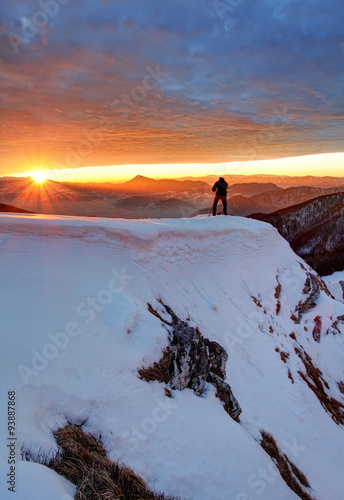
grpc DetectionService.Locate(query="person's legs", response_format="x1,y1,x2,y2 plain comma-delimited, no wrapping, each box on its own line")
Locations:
212,195,219,216
223,197,228,215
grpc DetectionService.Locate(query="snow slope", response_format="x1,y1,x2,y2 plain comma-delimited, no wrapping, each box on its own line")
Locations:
0,461,75,499
323,271,344,303
0,213,344,500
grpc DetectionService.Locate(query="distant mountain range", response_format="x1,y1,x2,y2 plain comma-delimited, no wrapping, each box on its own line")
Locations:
181,174,344,189
228,185,344,216
250,192,344,275
227,182,282,198
117,175,210,193
0,176,213,218
0,176,286,219
1,175,343,223
61,175,210,194
197,185,344,217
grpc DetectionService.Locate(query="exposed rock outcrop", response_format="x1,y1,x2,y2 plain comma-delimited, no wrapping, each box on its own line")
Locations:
250,192,344,275
294,271,341,342
139,300,242,422
295,273,320,323
312,316,322,343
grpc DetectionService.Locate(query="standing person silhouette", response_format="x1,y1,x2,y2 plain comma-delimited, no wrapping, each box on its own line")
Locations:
212,177,228,216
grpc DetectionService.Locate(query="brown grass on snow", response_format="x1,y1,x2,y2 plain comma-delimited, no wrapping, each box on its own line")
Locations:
290,313,298,323
138,349,171,385
260,431,314,500
288,369,294,384
47,424,175,500
280,351,290,363
295,348,344,426
275,282,282,315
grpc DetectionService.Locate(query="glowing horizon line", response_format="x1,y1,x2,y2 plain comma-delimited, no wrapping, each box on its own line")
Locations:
8,151,344,183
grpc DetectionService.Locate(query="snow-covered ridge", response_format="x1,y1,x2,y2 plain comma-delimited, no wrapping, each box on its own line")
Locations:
0,214,344,499
0,212,271,239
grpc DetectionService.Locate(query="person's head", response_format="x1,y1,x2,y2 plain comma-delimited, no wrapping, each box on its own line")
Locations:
219,176,225,182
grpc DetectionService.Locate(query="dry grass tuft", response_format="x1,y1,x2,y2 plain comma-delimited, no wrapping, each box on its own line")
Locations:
147,303,172,326
338,382,344,395
252,295,262,308
296,350,344,426
260,431,314,500
275,282,282,300
47,424,174,500
290,313,298,323
275,281,282,315
288,369,294,384
138,349,171,384
280,352,290,363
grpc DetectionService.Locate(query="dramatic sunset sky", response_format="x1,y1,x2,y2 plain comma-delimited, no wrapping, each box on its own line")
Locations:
1,0,343,181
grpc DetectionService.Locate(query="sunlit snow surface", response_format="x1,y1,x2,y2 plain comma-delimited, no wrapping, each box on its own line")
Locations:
0,213,343,500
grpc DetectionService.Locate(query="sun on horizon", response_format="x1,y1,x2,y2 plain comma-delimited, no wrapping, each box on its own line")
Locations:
31,172,46,184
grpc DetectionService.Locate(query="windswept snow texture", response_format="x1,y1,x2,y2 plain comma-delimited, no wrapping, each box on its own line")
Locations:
1,214,344,500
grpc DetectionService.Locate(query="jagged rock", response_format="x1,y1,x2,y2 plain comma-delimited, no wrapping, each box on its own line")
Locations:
140,300,242,421
207,372,241,422
312,316,322,343
295,273,320,322
168,323,210,396
204,339,228,379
